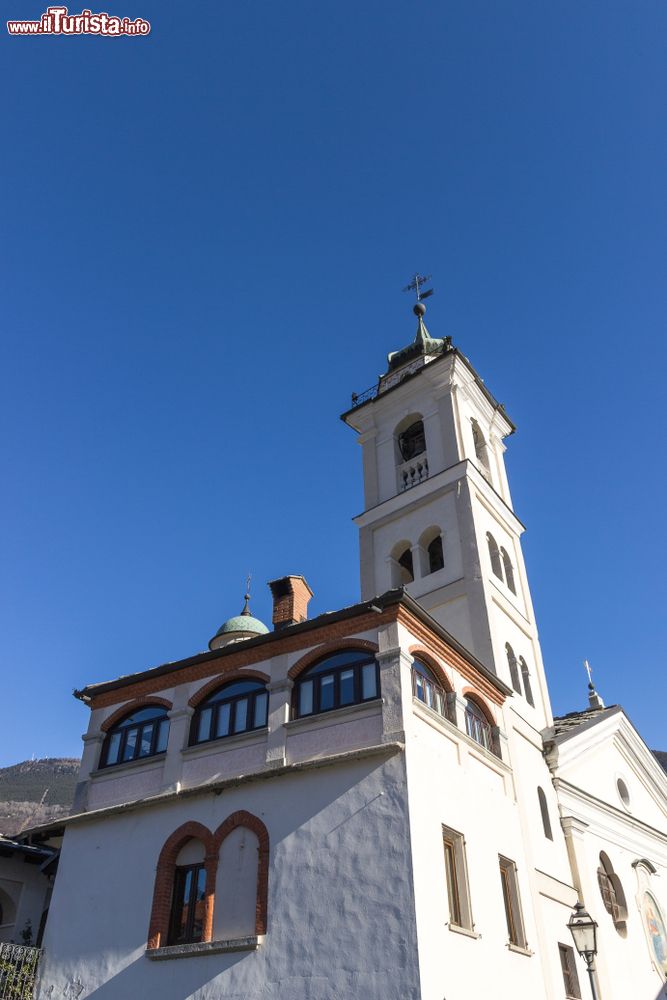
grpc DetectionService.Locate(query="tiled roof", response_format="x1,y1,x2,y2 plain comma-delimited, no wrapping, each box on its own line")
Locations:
551,705,620,741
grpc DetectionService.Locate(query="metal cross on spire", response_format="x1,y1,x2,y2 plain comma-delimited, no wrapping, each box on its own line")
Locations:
402,273,434,302
584,659,593,686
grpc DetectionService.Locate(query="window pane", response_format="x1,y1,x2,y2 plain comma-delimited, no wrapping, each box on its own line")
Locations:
254,691,268,728
215,702,231,738
320,674,334,711
155,718,169,753
138,724,153,757
191,867,207,943
234,698,248,733
176,868,193,943
362,663,377,700
105,732,121,766
340,669,355,706
415,674,426,702
122,728,138,761
299,680,313,716
197,707,212,743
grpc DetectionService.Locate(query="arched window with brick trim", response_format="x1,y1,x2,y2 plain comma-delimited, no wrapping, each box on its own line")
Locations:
100,703,170,768
292,648,379,719
463,695,500,757
190,678,268,746
147,813,269,952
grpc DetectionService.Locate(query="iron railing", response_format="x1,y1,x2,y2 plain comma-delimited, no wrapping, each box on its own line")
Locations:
0,944,41,1000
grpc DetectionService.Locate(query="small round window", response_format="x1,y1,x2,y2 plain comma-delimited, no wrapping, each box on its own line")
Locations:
617,777,630,809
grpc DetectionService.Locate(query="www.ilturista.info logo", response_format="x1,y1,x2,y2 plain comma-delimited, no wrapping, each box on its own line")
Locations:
7,6,150,35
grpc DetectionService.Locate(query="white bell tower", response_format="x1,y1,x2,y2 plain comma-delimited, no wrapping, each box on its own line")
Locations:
342,296,553,727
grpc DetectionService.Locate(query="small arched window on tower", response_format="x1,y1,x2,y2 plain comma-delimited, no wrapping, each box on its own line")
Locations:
519,658,535,707
505,644,521,694
537,787,553,840
427,534,444,574
487,533,503,581
500,548,517,595
398,419,426,462
471,419,491,481
391,542,414,586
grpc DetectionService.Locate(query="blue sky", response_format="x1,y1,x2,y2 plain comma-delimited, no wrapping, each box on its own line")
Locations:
1,1,665,766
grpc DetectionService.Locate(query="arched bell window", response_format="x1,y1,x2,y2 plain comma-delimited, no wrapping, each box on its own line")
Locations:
101,705,170,768
519,658,534,707
391,542,414,585
292,648,379,719
427,535,444,573
486,533,503,581
500,548,517,595
397,419,426,461
505,643,522,695
537,787,553,840
471,419,491,480
190,679,268,746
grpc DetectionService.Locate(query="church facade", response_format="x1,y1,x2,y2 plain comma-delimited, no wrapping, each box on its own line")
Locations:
33,303,667,1000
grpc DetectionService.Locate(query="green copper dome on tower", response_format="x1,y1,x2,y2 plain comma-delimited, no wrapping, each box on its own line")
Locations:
208,591,269,650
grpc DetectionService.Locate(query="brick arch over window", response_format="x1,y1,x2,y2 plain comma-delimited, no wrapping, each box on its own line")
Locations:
461,687,495,726
408,646,453,692
100,696,173,733
212,811,270,935
188,670,271,709
147,821,215,950
288,638,379,681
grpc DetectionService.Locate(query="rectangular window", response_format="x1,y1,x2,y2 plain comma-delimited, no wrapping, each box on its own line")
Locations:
499,856,527,948
254,691,268,728
197,707,212,743
442,826,473,930
215,702,231,739
122,727,138,761
319,674,335,711
234,699,248,733
169,864,206,945
299,679,313,716
155,718,169,754
339,668,355,706
362,662,377,700
559,943,582,998
105,731,121,766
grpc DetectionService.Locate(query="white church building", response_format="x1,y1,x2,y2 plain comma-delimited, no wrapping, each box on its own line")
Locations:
32,299,667,1000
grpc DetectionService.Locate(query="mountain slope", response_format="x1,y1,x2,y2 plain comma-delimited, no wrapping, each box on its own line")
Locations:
0,758,80,835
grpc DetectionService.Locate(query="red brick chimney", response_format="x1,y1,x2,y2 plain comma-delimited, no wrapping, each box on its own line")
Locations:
268,576,313,630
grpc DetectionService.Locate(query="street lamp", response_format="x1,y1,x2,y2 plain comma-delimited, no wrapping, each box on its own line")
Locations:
568,901,600,1000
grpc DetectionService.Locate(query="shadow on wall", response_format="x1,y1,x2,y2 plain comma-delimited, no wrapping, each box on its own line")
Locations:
38,949,251,1000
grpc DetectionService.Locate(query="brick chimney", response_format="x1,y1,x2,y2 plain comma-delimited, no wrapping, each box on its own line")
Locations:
268,576,313,630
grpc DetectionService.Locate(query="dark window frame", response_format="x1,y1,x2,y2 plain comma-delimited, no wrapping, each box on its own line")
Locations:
189,679,269,747
499,855,527,948
167,862,206,946
558,943,582,998
292,650,380,720
100,706,170,769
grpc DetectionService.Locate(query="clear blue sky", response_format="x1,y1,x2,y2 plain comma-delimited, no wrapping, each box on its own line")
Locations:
1,1,665,766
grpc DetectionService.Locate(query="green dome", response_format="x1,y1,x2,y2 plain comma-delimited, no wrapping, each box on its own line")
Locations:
215,614,269,637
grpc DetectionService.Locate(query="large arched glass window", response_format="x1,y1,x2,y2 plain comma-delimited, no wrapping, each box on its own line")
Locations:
190,679,268,745
293,649,379,719
464,697,496,755
486,533,503,580
101,705,170,768
505,644,521,694
411,658,454,723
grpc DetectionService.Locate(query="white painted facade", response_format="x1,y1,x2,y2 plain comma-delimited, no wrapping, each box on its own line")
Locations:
34,309,667,999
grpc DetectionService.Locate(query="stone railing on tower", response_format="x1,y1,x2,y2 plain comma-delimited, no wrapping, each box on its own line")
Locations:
397,455,429,492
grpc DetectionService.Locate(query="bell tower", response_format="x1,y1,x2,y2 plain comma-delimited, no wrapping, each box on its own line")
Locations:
342,293,553,727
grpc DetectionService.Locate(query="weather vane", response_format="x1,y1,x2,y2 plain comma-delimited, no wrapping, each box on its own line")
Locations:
403,273,434,302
